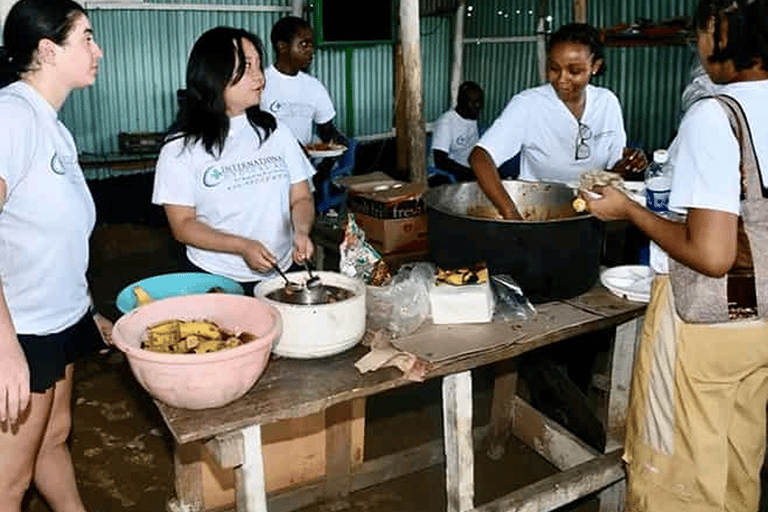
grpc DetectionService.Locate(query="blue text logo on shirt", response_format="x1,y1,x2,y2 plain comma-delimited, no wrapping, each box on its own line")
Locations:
202,155,288,189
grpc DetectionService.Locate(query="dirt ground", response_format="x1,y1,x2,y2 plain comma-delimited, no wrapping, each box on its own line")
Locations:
19,221,610,512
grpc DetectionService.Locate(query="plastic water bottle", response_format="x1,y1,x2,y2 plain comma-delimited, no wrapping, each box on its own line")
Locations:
645,149,674,273
645,149,672,214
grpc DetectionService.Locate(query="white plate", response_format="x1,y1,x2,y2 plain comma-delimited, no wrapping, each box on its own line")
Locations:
307,144,346,158
600,265,653,303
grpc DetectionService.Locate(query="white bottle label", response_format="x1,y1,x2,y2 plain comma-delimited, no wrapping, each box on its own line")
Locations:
646,176,672,213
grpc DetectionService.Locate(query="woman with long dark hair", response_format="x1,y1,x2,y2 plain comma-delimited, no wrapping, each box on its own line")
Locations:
0,0,109,509
583,0,768,509
153,26,315,295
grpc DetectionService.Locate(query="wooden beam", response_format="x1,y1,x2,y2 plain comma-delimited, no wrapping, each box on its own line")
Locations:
473,450,625,512
443,371,474,512
450,0,467,106
574,0,587,23
399,0,426,184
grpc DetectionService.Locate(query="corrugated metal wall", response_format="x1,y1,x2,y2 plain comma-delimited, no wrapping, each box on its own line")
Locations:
462,0,699,152
64,0,705,163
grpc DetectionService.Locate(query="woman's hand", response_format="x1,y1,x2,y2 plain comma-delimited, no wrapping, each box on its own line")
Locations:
581,185,636,221
611,147,647,177
293,232,314,264
241,240,277,272
0,336,30,425
93,312,113,346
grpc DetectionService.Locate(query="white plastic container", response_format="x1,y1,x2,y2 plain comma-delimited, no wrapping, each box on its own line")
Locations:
429,281,495,324
254,271,366,359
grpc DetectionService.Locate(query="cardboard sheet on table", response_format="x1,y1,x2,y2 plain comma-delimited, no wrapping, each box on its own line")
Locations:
391,302,601,364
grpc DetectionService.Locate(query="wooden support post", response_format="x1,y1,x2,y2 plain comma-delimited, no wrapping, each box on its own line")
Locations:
443,371,474,512
574,0,587,23
291,0,302,17
171,441,204,512
236,425,268,512
598,316,642,512
450,0,467,106
395,43,409,178
486,361,518,460
323,401,353,505
399,0,426,185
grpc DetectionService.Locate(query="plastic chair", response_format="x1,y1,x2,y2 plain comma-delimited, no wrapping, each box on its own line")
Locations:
426,133,457,186
315,137,358,214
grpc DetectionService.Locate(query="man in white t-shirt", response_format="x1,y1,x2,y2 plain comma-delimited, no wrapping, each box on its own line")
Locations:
261,16,345,191
431,81,483,184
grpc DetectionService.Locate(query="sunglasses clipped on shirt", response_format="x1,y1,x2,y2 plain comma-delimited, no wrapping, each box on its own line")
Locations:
575,121,592,160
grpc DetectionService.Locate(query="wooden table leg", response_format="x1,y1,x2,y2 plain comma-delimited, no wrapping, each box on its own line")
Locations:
486,360,519,460
168,441,204,512
443,371,474,512
324,401,353,506
236,424,268,512
598,316,643,512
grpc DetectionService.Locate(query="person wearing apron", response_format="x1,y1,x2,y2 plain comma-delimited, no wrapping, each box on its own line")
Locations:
582,1,768,510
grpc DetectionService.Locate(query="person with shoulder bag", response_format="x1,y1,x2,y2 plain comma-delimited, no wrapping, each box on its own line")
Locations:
581,0,768,510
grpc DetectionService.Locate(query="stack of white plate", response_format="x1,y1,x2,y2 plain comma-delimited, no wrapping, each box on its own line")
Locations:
599,265,653,303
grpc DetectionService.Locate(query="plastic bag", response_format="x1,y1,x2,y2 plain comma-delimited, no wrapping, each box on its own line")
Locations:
339,213,381,283
490,274,537,321
367,262,435,337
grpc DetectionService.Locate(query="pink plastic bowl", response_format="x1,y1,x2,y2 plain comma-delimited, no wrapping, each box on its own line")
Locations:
111,294,281,410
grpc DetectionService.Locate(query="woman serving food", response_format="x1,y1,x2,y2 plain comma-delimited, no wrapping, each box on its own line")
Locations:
470,23,646,220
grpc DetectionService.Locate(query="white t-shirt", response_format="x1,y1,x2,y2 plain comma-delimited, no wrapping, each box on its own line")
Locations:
651,80,768,274
152,116,315,282
431,109,479,167
261,64,336,145
669,80,768,215
0,82,96,335
477,83,627,184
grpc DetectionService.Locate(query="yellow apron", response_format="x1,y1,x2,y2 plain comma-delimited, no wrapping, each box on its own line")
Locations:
624,276,768,512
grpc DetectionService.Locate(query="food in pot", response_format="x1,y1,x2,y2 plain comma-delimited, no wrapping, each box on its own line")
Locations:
467,204,503,220
141,319,257,354
265,284,354,305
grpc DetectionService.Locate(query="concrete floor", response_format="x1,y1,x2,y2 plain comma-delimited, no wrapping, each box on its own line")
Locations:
18,221,609,512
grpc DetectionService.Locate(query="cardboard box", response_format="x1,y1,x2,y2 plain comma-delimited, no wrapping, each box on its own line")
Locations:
192,399,366,510
340,172,427,220
353,212,428,254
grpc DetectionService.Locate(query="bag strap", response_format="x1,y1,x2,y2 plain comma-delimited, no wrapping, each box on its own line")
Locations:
711,94,768,199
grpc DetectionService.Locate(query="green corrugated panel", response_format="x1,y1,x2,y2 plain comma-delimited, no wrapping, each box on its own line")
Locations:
61,8,281,155
312,46,349,134
351,45,394,137
464,0,541,38
421,15,452,123
463,40,539,126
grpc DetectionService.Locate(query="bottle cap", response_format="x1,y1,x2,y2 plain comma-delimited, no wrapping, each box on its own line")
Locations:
653,149,669,164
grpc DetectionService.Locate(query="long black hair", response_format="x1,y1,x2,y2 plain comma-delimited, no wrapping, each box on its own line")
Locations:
694,0,768,72
547,23,606,76
1,0,87,87
169,26,276,158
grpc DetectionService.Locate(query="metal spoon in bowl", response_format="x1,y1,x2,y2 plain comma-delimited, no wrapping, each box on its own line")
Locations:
303,260,321,288
272,262,302,293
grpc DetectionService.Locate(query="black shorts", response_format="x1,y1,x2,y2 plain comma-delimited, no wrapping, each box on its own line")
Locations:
18,312,103,393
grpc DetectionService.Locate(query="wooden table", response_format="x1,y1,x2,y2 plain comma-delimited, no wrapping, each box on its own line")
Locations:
158,285,645,512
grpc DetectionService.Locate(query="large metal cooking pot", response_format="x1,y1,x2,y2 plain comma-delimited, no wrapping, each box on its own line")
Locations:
423,181,605,303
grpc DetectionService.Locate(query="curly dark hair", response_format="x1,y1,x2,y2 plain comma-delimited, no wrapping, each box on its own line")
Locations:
694,0,768,71
169,26,276,158
547,23,606,76
270,16,311,57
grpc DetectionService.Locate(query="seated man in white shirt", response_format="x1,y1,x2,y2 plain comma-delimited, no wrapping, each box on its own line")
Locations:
261,16,345,190
430,81,483,184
